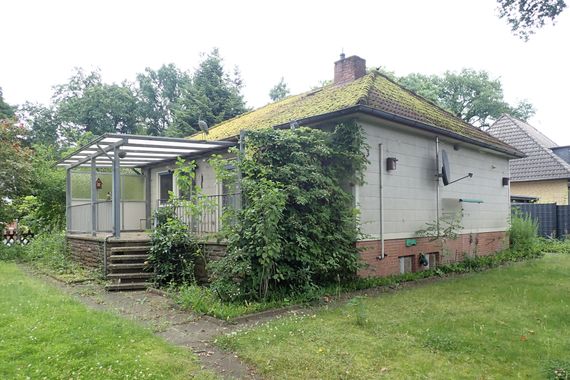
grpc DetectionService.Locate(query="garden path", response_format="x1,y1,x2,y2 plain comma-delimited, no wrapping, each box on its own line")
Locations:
22,266,303,380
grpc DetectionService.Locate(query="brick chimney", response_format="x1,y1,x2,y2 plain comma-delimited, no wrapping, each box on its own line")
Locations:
334,54,366,85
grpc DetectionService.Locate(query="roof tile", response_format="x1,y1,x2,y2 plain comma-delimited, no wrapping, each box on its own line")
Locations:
488,115,570,181
192,71,517,155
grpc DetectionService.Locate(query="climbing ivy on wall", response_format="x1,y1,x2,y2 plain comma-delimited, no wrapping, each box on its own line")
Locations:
209,121,369,300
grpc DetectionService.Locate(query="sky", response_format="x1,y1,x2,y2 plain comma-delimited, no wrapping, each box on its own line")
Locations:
2,0,570,143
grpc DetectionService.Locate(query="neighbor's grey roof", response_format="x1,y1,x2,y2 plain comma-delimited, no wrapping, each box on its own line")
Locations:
488,115,570,181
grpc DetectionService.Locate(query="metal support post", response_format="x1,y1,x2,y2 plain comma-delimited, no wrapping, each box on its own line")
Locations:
90,158,97,236
112,147,121,238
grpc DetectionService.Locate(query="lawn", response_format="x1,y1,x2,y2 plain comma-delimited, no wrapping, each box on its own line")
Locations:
0,262,215,380
219,254,570,379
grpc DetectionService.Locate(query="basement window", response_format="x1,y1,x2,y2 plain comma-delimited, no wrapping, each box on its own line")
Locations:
425,252,438,269
399,256,413,274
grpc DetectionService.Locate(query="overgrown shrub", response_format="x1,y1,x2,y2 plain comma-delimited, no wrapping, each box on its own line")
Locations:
149,206,200,286
1,231,87,278
25,231,70,272
538,237,570,254
0,243,27,261
210,123,368,300
509,210,539,252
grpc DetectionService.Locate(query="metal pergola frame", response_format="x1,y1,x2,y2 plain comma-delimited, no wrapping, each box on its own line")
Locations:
57,133,236,238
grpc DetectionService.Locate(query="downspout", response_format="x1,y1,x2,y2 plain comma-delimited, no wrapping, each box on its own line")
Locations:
379,143,385,259
236,130,246,210
103,235,112,279
66,169,71,234
435,137,441,237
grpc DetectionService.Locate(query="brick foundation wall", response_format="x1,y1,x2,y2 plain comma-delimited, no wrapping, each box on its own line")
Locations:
357,231,508,278
195,243,228,284
68,237,105,268
66,235,151,270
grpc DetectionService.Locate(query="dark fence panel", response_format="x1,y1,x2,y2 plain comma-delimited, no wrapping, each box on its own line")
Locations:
512,203,570,238
557,205,570,238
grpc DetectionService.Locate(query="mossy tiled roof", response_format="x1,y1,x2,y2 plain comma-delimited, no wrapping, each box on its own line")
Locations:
191,71,518,155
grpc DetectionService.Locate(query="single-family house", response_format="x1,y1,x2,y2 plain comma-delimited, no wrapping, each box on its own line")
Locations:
59,54,523,288
488,115,570,205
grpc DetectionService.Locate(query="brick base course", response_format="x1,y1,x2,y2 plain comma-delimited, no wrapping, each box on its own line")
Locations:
357,231,508,277
67,235,228,281
67,235,151,270
69,231,506,281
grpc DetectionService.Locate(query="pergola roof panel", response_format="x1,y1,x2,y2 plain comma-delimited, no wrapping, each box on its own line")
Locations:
57,133,235,169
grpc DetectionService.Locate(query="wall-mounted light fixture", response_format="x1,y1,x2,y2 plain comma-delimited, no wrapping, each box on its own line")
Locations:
386,157,398,171
502,177,509,186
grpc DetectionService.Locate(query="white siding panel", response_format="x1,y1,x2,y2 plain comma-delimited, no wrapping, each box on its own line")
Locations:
359,121,510,238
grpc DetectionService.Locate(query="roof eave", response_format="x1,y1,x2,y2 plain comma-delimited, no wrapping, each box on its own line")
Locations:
274,105,525,159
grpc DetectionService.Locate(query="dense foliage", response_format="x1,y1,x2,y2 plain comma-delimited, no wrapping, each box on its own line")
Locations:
268,77,290,101
497,0,567,40
149,206,200,286
0,232,87,279
148,158,215,287
509,209,539,252
15,48,246,148
0,120,33,226
169,49,248,137
210,122,369,300
0,87,14,119
395,69,535,128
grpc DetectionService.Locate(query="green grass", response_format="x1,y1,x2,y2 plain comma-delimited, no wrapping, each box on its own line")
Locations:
174,284,287,320
0,262,216,380
175,247,545,320
219,254,570,379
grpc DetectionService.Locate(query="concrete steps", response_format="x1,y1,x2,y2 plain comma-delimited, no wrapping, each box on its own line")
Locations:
105,245,152,291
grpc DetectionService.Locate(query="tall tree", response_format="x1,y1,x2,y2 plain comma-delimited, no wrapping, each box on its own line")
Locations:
136,64,190,136
0,119,33,225
497,0,567,40
54,69,141,142
171,49,248,137
0,87,15,120
18,103,61,147
24,144,66,230
397,69,535,128
269,77,290,101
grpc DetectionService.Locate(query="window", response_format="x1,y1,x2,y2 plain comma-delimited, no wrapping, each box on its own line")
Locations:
399,256,413,274
159,172,173,204
425,253,438,269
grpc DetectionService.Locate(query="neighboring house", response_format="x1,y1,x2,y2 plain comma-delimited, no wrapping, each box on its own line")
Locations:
488,115,570,205
60,54,523,282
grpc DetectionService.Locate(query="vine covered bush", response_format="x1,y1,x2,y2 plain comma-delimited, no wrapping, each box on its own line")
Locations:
210,122,369,300
149,205,201,286
148,158,209,287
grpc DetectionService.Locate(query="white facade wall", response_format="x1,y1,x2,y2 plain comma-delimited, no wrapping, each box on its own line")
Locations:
147,120,511,240
359,120,510,240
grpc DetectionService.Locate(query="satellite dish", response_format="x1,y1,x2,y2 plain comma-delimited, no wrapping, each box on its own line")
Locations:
198,120,209,134
440,149,473,186
441,150,450,186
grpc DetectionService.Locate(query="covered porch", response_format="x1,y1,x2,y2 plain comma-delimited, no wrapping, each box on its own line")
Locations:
57,133,237,239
